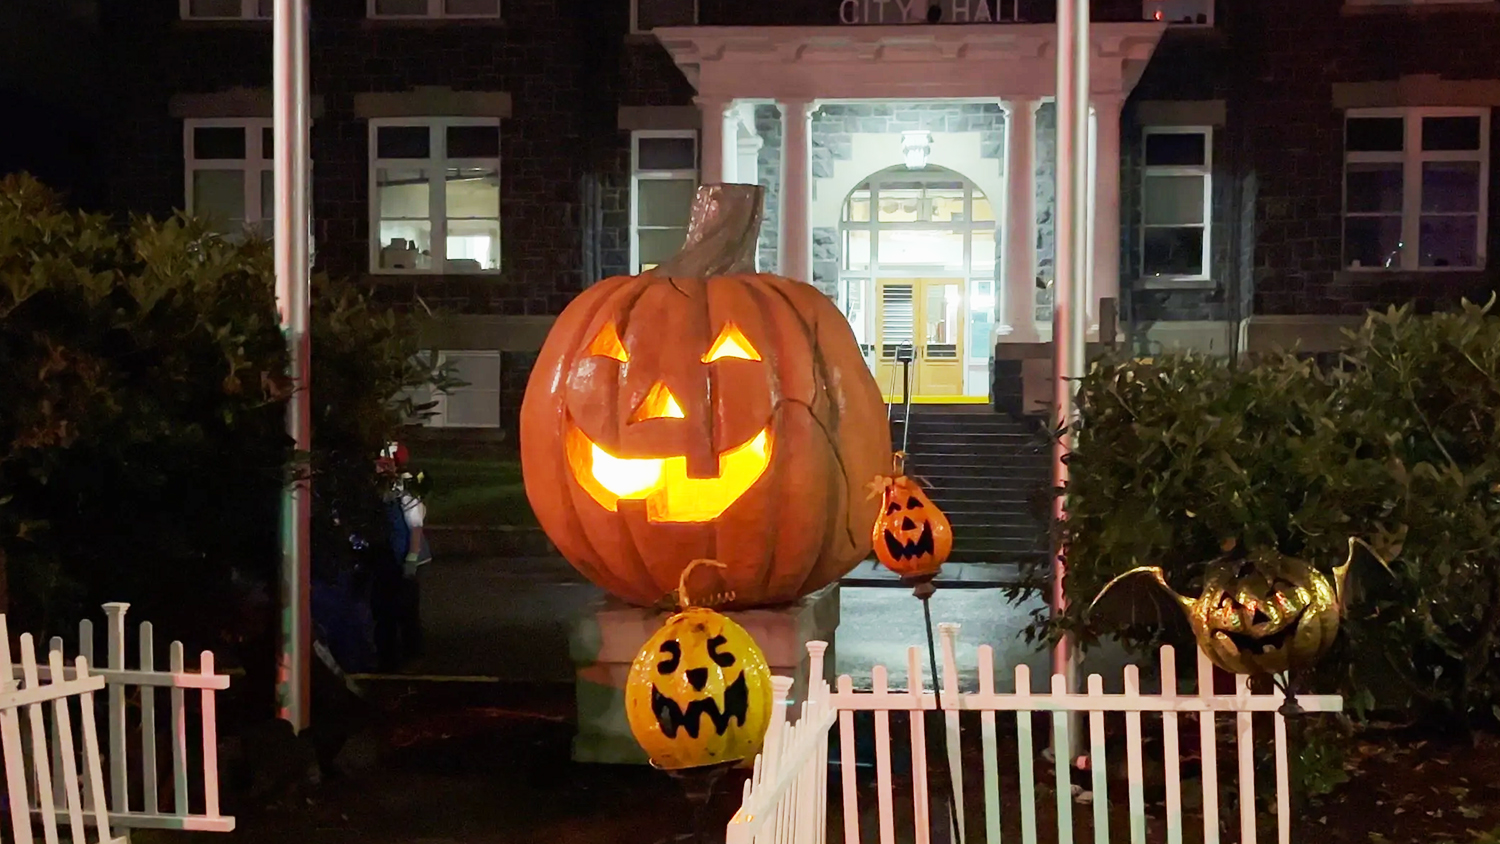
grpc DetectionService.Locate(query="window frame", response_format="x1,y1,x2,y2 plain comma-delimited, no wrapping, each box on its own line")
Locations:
630,129,699,275
1343,106,1490,272
368,117,503,276
180,0,270,20
1139,125,1213,282
366,0,502,19
184,118,277,237
630,0,699,34
1344,0,1493,7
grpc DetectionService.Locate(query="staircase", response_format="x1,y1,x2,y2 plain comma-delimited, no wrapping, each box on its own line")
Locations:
890,405,1051,567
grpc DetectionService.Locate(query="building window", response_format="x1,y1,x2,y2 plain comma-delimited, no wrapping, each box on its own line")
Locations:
1142,0,1212,25
185,119,276,238
370,119,502,274
367,0,501,18
406,351,502,428
1344,108,1489,271
181,0,271,19
631,0,697,33
1140,127,1212,279
631,131,698,274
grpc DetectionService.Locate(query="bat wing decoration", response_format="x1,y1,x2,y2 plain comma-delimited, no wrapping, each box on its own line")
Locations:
1086,566,1196,644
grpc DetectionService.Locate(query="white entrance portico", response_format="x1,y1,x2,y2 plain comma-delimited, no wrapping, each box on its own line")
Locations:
655,24,1164,389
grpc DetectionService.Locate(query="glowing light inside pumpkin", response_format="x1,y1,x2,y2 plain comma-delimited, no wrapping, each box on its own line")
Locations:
702,324,762,363
588,322,629,362
565,425,773,523
630,381,686,423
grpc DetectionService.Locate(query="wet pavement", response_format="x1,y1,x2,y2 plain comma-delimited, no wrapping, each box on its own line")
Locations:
402,556,1133,691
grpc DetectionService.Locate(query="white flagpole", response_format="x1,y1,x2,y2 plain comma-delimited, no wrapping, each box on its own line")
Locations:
272,0,312,733
1052,0,1090,751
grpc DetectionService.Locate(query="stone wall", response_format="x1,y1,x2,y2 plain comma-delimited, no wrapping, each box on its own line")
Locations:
755,104,784,273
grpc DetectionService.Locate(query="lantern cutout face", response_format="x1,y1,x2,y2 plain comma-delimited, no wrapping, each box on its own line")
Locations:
625,560,773,770
870,471,953,579
1088,538,1391,677
563,320,772,524
521,184,891,608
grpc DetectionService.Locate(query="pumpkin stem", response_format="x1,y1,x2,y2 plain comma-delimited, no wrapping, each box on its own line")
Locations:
649,184,764,279
891,451,907,477
678,558,731,609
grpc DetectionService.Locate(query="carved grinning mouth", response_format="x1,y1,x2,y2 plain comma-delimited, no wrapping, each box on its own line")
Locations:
651,672,751,740
1221,610,1304,655
884,521,936,561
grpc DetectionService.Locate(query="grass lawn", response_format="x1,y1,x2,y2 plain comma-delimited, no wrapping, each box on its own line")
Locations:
419,456,536,527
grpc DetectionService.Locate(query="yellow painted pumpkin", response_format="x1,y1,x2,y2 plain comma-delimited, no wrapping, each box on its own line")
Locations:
520,184,890,608
869,454,953,579
625,560,773,770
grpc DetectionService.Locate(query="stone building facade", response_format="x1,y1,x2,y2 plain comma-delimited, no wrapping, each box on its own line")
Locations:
11,0,1498,430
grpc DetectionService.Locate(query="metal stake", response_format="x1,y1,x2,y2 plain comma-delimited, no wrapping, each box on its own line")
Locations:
909,576,963,844
272,0,312,733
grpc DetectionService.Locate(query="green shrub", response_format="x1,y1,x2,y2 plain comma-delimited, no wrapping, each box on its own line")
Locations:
1037,302,1500,729
0,173,441,655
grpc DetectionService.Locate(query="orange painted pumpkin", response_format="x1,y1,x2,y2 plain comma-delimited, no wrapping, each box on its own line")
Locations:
869,455,953,579
520,185,890,608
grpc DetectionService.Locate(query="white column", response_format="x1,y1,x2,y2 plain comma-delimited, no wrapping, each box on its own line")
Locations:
1091,95,1123,340
779,99,814,282
1002,98,1039,342
695,96,735,185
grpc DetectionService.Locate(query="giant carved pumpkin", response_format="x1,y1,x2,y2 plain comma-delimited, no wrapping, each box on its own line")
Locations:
869,453,953,579
625,559,773,770
521,184,890,607
1089,539,1392,677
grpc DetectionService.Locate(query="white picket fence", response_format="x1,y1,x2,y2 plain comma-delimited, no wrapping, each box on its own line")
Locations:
728,624,1342,844
0,616,125,844
8,603,235,835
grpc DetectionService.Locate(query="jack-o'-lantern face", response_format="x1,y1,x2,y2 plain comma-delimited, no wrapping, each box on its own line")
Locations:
625,606,772,770
871,475,953,579
563,319,772,524
1195,552,1340,677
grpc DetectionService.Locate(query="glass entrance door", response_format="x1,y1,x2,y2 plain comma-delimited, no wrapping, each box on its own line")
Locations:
876,279,966,399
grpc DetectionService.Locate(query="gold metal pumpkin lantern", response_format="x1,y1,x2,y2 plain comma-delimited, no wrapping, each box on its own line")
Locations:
1089,538,1391,678
625,560,773,771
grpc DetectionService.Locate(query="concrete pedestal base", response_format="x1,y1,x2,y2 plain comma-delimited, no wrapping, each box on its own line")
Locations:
567,583,840,765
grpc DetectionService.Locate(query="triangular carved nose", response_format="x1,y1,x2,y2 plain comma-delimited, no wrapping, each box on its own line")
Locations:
630,381,686,423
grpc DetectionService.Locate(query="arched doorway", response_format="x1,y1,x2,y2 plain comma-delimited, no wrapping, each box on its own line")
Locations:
837,166,997,400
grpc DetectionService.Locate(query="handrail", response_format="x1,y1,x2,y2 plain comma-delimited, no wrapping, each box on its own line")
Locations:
885,344,916,455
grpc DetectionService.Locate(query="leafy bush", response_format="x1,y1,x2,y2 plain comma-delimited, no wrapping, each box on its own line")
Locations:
1038,302,1500,729
0,173,440,656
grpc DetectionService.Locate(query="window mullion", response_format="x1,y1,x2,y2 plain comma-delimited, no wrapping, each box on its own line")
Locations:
434,126,449,271
430,0,443,16
1402,118,1422,270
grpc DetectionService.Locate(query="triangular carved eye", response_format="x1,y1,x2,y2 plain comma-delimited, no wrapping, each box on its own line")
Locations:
702,323,761,363
588,322,628,362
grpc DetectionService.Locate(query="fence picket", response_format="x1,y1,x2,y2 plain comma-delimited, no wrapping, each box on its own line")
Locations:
873,664,896,844
19,637,61,844
906,648,932,844
1235,677,1256,844
1122,666,1146,844
977,646,1001,844
1050,674,1075,844
140,622,158,813
1160,647,1183,844
48,637,65,812
838,675,859,844
1014,665,1038,844
1273,686,1290,844
46,650,87,844
170,642,189,815
1,617,37,844
1086,674,1108,844
76,667,113,839
1196,650,1220,844
937,624,965,844
104,604,128,816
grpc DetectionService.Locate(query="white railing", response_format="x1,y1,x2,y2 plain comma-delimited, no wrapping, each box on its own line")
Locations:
12,603,235,834
730,624,1342,844
1,616,125,844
